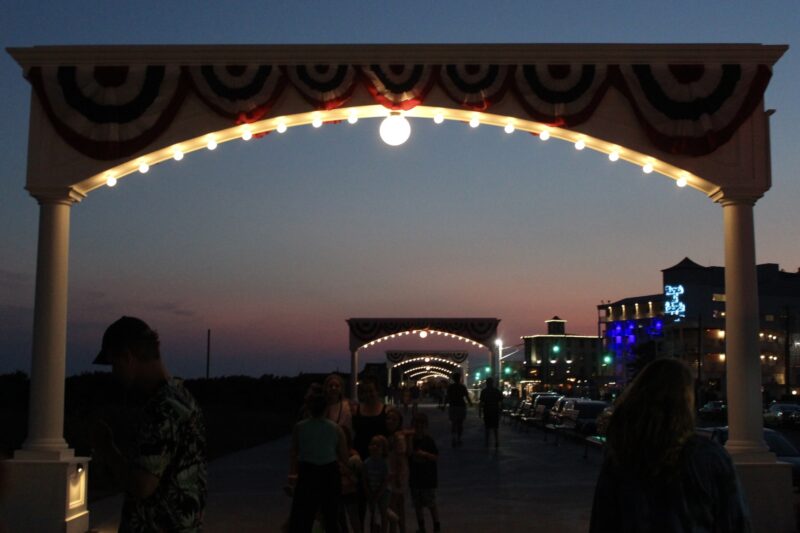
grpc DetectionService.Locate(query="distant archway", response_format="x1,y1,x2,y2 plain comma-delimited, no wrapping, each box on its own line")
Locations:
347,317,499,398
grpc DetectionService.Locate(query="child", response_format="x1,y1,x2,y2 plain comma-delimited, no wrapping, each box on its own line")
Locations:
408,413,440,533
364,434,391,533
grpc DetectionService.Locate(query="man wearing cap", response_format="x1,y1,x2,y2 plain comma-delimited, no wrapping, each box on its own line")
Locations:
91,316,207,532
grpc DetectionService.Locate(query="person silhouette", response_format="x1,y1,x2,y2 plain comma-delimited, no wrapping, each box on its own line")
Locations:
590,358,750,532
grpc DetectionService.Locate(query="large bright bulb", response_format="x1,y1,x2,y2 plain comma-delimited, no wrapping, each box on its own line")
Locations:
380,113,411,146
608,151,619,162
106,176,117,187
433,113,444,124
539,130,550,141
676,176,688,187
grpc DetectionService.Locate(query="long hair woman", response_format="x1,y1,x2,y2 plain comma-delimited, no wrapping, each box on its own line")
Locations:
590,358,750,532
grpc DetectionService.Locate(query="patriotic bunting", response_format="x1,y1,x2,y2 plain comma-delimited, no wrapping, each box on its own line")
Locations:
282,64,358,110
439,64,512,111
359,65,438,110
513,64,611,126
616,64,772,155
185,65,286,123
27,65,185,160
26,59,773,160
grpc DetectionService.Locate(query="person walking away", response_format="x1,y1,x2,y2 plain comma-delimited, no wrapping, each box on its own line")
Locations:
89,316,206,532
288,384,348,533
408,413,440,533
445,373,472,447
590,358,751,532
479,378,503,449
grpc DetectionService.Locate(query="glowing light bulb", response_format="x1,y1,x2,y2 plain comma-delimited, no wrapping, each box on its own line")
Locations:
207,139,217,150
642,163,653,174
312,116,323,128
433,113,444,124
173,150,184,161
106,176,117,187
379,113,411,146
138,162,149,173
419,331,428,338
676,176,688,187
504,123,515,134
242,129,253,141
575,139,585,150
469,116,480,128
608,151,619,162
277,122,287,133
347,112,358,124
539,130,550,141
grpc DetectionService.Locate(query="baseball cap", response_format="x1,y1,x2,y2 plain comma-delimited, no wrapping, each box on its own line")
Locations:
93,316,155,365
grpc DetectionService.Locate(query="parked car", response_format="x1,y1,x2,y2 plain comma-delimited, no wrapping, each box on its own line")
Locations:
696,426,800,488
698,400,727,421
763,403,800,427
560,399,610,435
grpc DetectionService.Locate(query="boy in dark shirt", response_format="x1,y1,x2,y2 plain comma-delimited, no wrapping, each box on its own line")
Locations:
408,412,440,533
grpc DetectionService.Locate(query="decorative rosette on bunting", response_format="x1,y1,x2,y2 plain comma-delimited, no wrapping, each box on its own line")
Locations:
512,64,610,127
439,64,512,111
615,63,772,155
360,65,438,110
451,352,468,364
185,65,286,124
282,65,358,110
27,65,186,160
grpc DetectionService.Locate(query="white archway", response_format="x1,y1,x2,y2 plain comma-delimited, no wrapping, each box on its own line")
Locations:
4,43,792,532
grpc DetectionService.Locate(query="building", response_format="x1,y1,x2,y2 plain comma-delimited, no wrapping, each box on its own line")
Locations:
598,258,800,400
521,317,601,396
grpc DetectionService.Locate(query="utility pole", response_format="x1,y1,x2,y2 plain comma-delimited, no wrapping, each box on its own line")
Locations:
206,329,211,380
785,307,792,399
696,313,703,406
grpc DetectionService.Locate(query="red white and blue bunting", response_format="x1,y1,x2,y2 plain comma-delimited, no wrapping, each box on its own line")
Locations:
359,64,438,110
28,65,186,160
185,64,286,123
26,61,772,160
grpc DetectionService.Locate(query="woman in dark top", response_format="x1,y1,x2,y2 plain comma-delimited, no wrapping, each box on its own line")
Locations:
352,375,389,460
590,358,750,532
445,373,472,447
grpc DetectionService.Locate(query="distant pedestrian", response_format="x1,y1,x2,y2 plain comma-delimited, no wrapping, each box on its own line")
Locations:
90,316,207,532
408,413,440,533
445,373,472,447
288,383,348,532
590,358,751,532
479,378,503,448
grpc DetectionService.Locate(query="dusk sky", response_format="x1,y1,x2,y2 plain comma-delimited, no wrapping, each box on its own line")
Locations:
1,1,799,378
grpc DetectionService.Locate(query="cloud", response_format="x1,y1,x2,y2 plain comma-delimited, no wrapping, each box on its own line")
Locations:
146,301,196,318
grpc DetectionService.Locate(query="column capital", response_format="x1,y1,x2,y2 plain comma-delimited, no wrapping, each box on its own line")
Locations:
27,186,86,206
708,186,762,206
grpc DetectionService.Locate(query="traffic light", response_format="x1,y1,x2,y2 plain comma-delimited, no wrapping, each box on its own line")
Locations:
552,345,560,353
484,366,491,374
504,366,511,375
602,354,613,366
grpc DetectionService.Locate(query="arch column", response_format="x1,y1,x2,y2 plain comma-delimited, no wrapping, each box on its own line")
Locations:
718,196,771,461
16,189,84,459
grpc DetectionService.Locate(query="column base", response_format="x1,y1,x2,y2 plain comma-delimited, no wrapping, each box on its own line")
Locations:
735,460,797,533
0,454,90,533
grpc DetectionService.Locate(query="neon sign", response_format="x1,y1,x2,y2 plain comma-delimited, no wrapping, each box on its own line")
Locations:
664,284,686,321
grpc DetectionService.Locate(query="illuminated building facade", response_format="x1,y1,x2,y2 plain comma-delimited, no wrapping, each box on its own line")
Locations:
598,258,800,399
521,317,600,395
